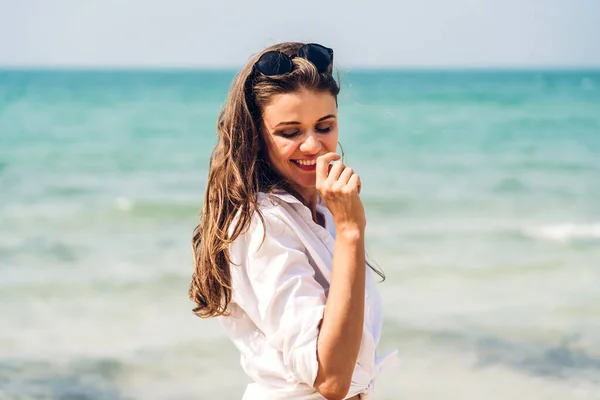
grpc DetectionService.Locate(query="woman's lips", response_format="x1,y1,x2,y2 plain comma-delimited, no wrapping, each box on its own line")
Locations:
291,160,317,171
291,160,335,174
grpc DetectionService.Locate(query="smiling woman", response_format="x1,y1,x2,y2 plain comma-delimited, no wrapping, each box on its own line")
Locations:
189,42,397,400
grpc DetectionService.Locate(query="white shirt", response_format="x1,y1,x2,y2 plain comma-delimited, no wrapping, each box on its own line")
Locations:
219,190,398,399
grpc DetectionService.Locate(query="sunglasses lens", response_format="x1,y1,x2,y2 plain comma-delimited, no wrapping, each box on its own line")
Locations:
298,44,333,72
255,51,293,76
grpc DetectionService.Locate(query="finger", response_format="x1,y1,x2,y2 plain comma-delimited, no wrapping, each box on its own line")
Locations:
338,166,354,185
316,152,341,183
327,161,345,182
348,173,361,192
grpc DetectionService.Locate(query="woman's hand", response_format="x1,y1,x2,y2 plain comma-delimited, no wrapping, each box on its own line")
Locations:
316,153,366,233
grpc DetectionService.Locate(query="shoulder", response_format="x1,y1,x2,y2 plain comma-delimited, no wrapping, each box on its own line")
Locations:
229,192,301,251
226,192,282,237
228,194,308,280
256,191,292,215
236,191,299,231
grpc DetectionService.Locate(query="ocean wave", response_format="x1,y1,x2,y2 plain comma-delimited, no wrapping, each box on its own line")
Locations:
113,197,200,220
523,223,600,242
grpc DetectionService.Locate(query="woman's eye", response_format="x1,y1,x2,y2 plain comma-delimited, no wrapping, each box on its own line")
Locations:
278,129,301,138
316,124,333,133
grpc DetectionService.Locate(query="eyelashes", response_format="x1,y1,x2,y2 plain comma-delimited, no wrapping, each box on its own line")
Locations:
316,126,333,133
277,125,333,138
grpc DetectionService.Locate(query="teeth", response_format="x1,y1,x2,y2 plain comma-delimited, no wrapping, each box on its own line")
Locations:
295,159,317,166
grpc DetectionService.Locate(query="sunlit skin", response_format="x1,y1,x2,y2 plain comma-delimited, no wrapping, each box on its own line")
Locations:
261,89,339,216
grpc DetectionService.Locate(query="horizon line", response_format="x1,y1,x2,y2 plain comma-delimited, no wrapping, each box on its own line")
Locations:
1,64,600,72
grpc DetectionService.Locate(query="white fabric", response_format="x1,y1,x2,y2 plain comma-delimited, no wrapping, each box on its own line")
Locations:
219,190,398,399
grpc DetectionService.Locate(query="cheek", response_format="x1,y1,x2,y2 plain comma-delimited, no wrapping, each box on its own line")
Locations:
268,138,297,164
325,130,339,150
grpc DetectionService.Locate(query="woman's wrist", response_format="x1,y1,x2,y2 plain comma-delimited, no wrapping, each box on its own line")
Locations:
335,225,365,242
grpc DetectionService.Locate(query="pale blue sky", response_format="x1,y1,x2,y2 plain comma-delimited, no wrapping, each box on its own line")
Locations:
1,0,599,68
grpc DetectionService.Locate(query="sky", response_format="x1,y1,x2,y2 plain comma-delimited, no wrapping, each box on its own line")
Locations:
1,0,599,68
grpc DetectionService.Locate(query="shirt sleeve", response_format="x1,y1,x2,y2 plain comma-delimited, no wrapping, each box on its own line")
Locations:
230,210,326,387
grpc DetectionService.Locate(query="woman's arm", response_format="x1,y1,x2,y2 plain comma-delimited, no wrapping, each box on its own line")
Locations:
313,153,366,400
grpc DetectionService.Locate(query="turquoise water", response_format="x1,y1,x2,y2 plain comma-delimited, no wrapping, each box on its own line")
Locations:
1,69,599,399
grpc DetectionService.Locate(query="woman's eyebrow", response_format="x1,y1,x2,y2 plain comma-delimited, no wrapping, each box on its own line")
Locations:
273,114,336,129
317,114,336,122
274,121,301,128
274,114,336,128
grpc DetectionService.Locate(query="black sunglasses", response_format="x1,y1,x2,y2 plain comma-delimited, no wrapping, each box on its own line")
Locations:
253,43,334,76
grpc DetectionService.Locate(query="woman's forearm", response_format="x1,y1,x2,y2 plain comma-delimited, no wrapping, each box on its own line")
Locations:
314,227,366,399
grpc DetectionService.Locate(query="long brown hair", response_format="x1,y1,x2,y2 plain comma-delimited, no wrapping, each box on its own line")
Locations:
189,42,383,319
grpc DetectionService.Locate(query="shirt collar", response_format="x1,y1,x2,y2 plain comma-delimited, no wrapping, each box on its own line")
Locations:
269,188,325,208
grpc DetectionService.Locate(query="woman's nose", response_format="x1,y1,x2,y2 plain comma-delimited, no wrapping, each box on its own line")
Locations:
299,131,322,154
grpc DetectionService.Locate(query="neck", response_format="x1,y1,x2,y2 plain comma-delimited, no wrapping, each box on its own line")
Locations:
297,187,319,221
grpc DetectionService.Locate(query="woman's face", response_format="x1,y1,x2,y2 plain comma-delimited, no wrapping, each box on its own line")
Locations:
261,89,339,200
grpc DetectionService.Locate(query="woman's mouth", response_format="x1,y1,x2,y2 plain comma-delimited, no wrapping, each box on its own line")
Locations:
291,159,317,171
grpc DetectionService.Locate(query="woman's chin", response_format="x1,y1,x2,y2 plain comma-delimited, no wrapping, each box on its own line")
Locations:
296,177,316,189
288,177,317,194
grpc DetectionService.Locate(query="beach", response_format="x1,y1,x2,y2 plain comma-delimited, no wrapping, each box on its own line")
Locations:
1,69,599,399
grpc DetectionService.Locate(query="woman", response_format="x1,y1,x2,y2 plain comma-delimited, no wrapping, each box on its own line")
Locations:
189,42,397,400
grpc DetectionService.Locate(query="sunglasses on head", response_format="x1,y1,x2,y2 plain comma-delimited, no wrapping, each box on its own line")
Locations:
253,43,334,77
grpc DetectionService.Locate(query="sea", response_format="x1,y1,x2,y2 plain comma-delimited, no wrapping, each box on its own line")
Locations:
1,69,599,399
